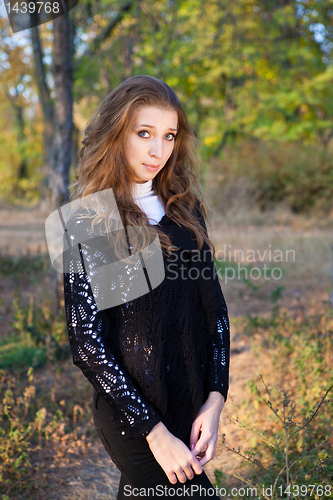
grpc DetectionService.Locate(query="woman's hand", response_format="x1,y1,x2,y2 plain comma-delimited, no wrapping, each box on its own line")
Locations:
190,391,225,466
146,422,203,484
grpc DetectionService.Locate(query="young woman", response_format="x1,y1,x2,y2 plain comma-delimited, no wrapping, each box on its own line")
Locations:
63,75,230,499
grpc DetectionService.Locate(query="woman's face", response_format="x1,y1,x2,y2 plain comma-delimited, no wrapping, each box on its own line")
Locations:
124,105,178,184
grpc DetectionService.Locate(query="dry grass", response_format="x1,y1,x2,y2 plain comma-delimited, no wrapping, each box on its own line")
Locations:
211,220,333,280
1,204,332,499
41,446,121,500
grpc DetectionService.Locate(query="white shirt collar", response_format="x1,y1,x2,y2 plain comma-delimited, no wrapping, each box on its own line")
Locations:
131,179,154,200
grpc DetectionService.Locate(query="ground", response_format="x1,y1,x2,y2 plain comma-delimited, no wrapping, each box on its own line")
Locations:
0,204,332,499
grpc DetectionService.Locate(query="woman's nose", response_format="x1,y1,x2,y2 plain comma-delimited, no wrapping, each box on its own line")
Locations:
149,139,163,158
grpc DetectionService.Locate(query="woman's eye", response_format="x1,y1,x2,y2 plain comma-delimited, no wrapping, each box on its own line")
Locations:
138,130,150,138
138,131,175,140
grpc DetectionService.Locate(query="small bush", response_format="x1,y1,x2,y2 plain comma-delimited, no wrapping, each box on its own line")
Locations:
0,294,70,372
207,140,333,216
0,252,48,279
0,337,47,370
0,368,42,495
220,306,333,499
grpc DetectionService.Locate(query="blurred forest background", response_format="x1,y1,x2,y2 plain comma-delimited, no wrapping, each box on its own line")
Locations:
1,1,333,499
0,0,333,214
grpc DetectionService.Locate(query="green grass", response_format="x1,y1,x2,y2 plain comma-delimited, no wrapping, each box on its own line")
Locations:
0,252,49,278
0,335,47,370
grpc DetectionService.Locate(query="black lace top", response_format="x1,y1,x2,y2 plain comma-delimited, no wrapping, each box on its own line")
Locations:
63,203,230,441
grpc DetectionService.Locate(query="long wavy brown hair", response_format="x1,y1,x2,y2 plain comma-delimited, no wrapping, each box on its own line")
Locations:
71,75,216,260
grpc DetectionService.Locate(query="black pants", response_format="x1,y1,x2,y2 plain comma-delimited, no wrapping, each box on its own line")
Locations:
92,391,220,499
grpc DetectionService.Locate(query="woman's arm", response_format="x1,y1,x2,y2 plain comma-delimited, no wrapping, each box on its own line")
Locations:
189,201,231,464
63,216,162,439
189,271,230,466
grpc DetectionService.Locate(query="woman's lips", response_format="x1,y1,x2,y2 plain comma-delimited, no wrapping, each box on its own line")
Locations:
143,164,160,171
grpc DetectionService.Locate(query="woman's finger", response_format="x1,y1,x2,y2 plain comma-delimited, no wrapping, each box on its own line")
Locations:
167,471,178,484
190,456,203,476
175,467,188,483
182,463,195,481
189,419,201,450
198,439,217,466
191,433,208,458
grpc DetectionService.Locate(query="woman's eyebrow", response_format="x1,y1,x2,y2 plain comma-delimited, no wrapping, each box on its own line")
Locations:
135,124,178,132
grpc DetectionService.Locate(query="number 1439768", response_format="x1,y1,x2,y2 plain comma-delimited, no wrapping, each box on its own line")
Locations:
6,2,60,14
277,485,332,497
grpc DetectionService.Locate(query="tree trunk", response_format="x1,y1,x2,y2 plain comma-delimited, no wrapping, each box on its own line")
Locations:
49,12,74,209
212,130,230,158
30,15,54,207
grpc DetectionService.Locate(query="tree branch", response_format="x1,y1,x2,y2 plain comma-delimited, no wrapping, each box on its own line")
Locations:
29,12,54,122
77,0,136,62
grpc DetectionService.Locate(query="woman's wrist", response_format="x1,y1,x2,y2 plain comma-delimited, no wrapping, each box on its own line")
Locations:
146,421,168,444
207,391,225,413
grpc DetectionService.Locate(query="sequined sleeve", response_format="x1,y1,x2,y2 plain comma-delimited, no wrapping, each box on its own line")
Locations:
63,217,162,439
205,294,230,402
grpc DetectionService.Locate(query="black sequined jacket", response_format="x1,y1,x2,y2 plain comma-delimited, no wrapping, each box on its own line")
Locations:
63,202,230,441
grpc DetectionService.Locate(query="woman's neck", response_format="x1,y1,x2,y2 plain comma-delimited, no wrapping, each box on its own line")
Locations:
132,179,153,200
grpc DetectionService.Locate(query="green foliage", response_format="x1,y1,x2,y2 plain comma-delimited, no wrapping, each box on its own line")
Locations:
0,337,47,371
0,290,69,372
2,0,333,206
83,0,332,146
0,368,41,495
0,252,48,279
269,285,284,304
214,259,254,282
